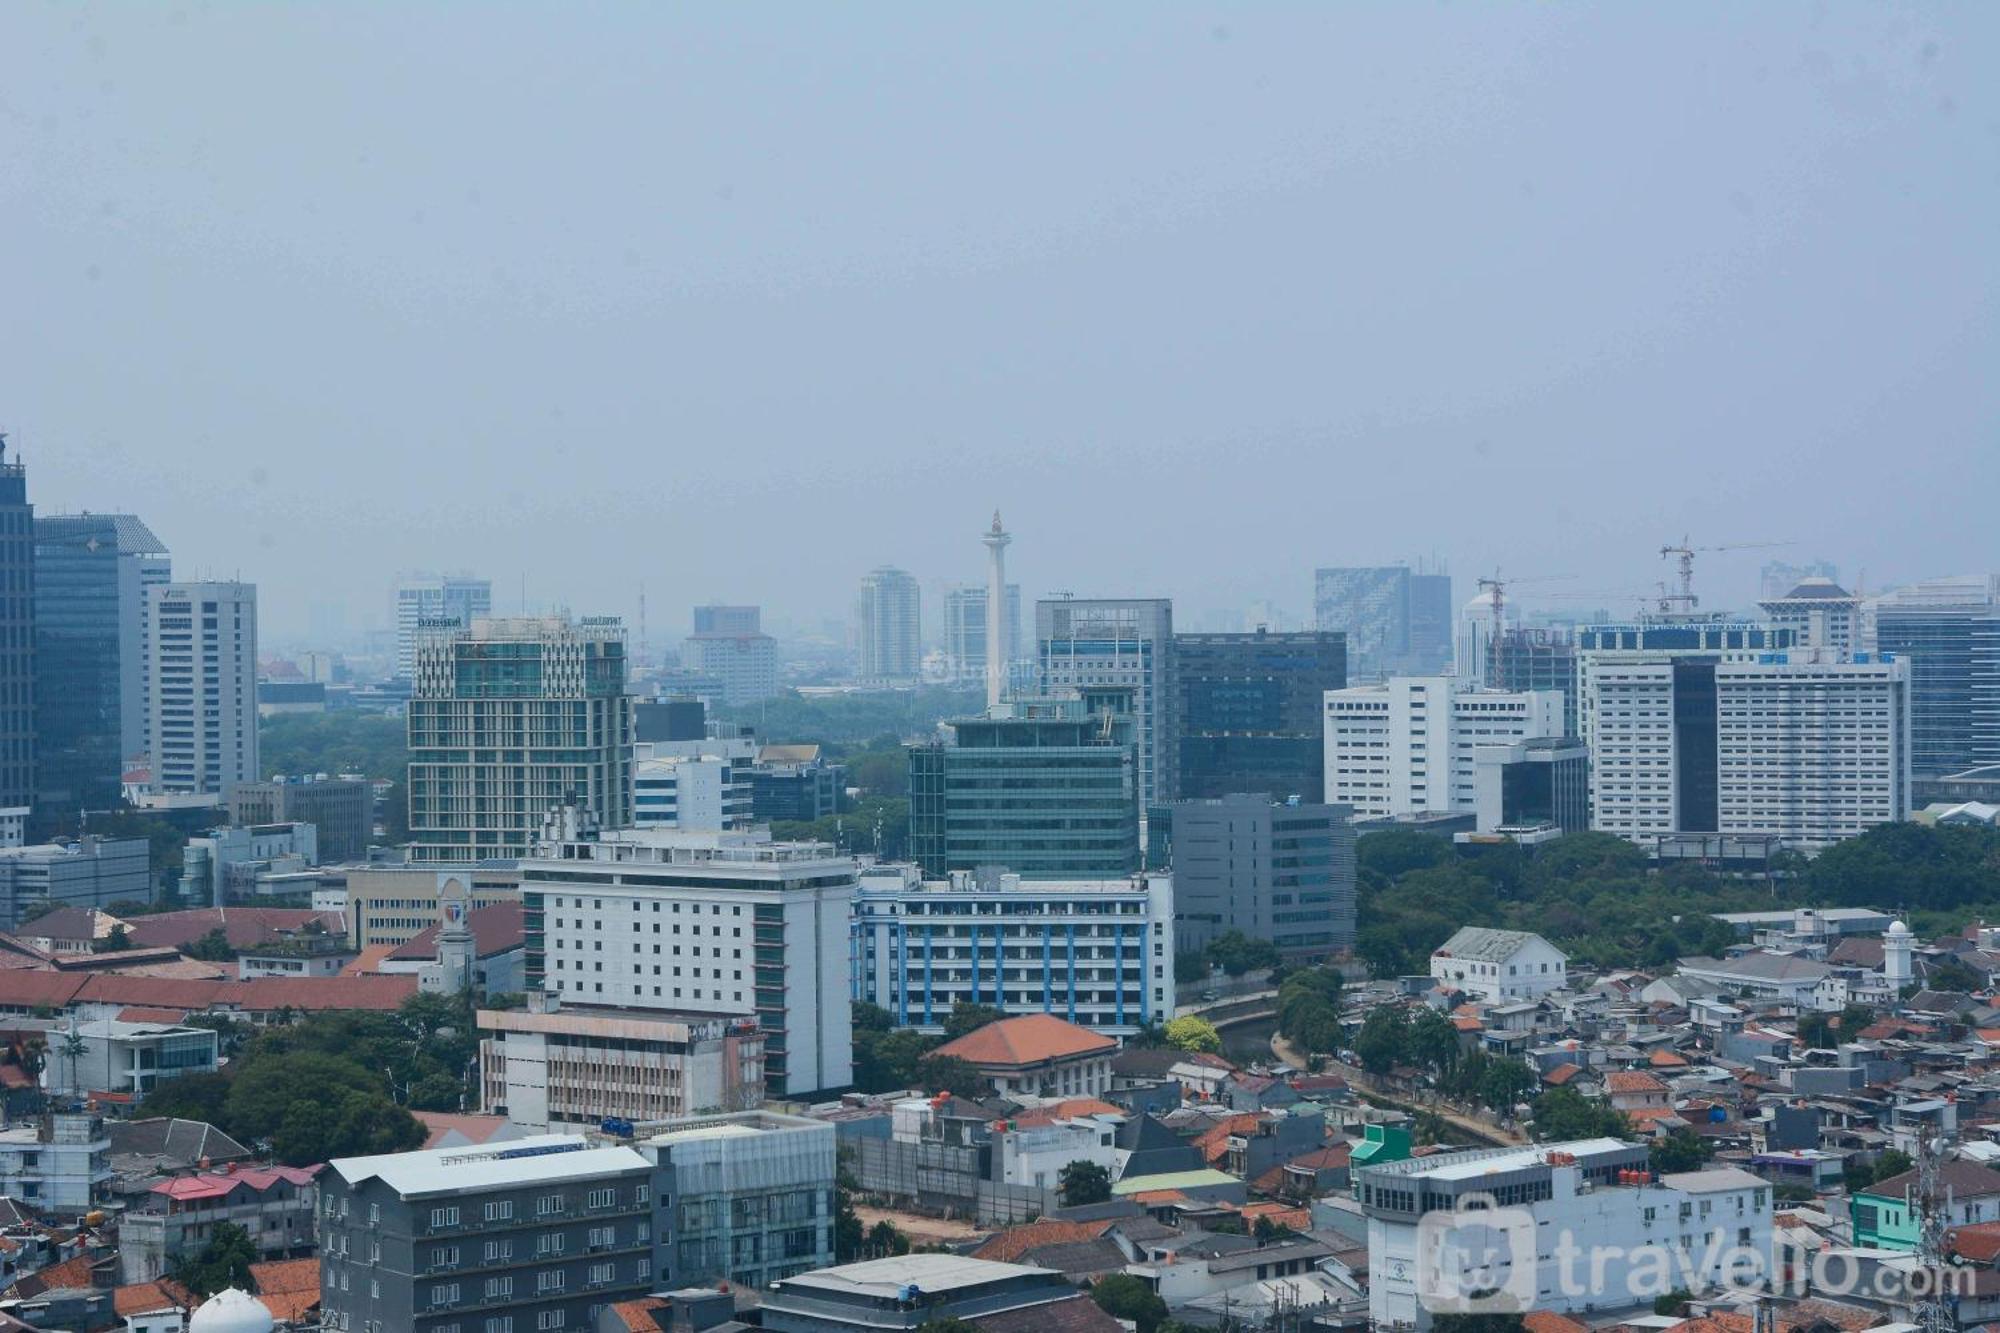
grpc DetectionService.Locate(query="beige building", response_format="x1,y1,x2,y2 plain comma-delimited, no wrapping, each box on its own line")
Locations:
344,865,520,949
478,996,764,1132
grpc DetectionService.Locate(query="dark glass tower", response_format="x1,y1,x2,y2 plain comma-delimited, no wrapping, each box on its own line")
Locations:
33,514,170,817
0,439,32,814
1174,629,1347,801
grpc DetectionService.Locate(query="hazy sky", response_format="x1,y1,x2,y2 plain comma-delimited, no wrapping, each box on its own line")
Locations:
4,5,1994,647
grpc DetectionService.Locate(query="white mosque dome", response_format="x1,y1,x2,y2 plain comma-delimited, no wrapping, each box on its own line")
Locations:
1887,920,1911,937
189,1289,274,1333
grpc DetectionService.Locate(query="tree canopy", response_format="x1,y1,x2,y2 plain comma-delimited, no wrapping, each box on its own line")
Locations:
1163,1016,1221,1053
1060,1159,1113,1206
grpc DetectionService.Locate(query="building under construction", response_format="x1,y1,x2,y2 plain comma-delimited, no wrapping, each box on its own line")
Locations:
1490,627,1580,738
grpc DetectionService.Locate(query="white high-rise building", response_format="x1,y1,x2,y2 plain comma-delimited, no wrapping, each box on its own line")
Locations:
855,567,922,680
1323,677,1564,819
406,615,632,862
394,574,492,680
523,827,855,1098
1454,592,1500,687
1579,619,1909,849
1037,597,1176,806
1759,576,1862,657
145,582,257,797
943,583,1022,690
632,734,756,831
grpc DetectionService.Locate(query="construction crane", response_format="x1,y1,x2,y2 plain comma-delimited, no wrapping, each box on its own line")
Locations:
1656,537,1795,615
1472,573,1575,683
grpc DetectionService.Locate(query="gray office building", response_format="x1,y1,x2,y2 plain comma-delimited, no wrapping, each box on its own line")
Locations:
637,1111,837,1289
320,1135,655,1333
227,776,374,863
1474,737,1590,836
1489,627,1580,739
1175,629,1346,802
1866,577,2000,777
32,514,170,820
908,695,1141,880
1312,565,1452,682
1036,597,1175,807
0,836,152,930
1167,794,1355,959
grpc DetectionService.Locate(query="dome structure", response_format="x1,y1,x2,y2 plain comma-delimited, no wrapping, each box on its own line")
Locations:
1887,919,1911,937
189,1289,274,1333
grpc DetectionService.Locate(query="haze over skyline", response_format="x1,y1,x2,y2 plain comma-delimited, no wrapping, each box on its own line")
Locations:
4,5,1994,643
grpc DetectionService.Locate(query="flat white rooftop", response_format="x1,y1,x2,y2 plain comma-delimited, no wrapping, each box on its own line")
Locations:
776,1254,1048,1297
331,1134,649,1196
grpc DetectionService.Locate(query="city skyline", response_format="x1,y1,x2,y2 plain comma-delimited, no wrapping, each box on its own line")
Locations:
4,6,1994,642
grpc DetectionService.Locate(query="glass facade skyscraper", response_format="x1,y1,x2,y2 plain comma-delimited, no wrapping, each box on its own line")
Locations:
0,443,33,816
908,696,1140,880
32,514,170,817
1868,583,2000,778
1174,629,1347,802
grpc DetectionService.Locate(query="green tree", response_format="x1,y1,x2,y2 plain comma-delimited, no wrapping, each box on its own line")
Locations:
1649,1126,1713,1173
1476,1058,1539,1113
1174,951,1211,986
1059,1159,1113,1206
1163,1016,1221,1054
1356,830,1453,879
1530,1086,1630,1142
865,1219,911,1258
941,1002,1007,1039
137,1071,232,1126
1353,1005,1411,1075
101,924,133,952
1654,1291,1694,1317
167,1221,257,1297
1408,1007,1462,1076
185,928,238,962
1204,931,1280,978
225,1051,385,1141
1091,1274,1168,1333
833,1175,866,1264
914,1053,986,1100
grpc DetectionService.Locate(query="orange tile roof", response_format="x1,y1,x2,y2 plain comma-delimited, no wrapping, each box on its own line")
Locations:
116,1006,192,1024
1626,1106,1688,1126
605,1298,672,1332
1952,1221,2000,1263
1649,1048,1691,1067
1604,1070,1668,1094
932,1013,1117,1068
1451,1015,1484,1032
1129,1189,1195,1206
972,1219,1114,1263
1543,1062,1584,1085
1522,1313,1590,1333
5,1252,96,1298
343,943,399,975
413,1110,517,1149
114,1279,195,1316
251,1256,321,1323
1240,1201,1311,1231
1008,1098,1124,1128
1192,1113,1263,1164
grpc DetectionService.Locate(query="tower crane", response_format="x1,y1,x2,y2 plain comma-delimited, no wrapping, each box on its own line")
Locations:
1656,537,1794,615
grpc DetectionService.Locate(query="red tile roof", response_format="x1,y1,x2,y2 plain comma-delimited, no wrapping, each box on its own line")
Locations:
1006,1098,1124,1129
250,1257,321,1323
1604,1070,1668,1094
1543,1062,1584,1086
972,1219,1114,1263
152,1164,322,1202
932,1013,1117,1068
387,902,525,962
1649,1048,1691,1067
413,1111,516,1149
1192,1113,1264,1165
1522,1313,1591,1333
113,1279,196,1316
117,1007,192,1024
122,907,344,952
605,1298,673,1332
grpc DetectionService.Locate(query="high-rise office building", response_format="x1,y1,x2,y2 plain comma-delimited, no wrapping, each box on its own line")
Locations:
1323,677,1564,819
1579,619,1909,848
33,514,170,817
691,605,762,637
683,605,779,706
1174,629,1346,802
1490,627,1580,739
1312,565,1452,681
943,583,1022,691
393,573,492,680
1760,577,1862,658
1863,576,2000,778
522,826,856,1097
145,582,257,797
1037,597,1175,807
0,442,32,822
908,695,1141,880
1166,794,1355,960
406,616,632,862
854,567,921,680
